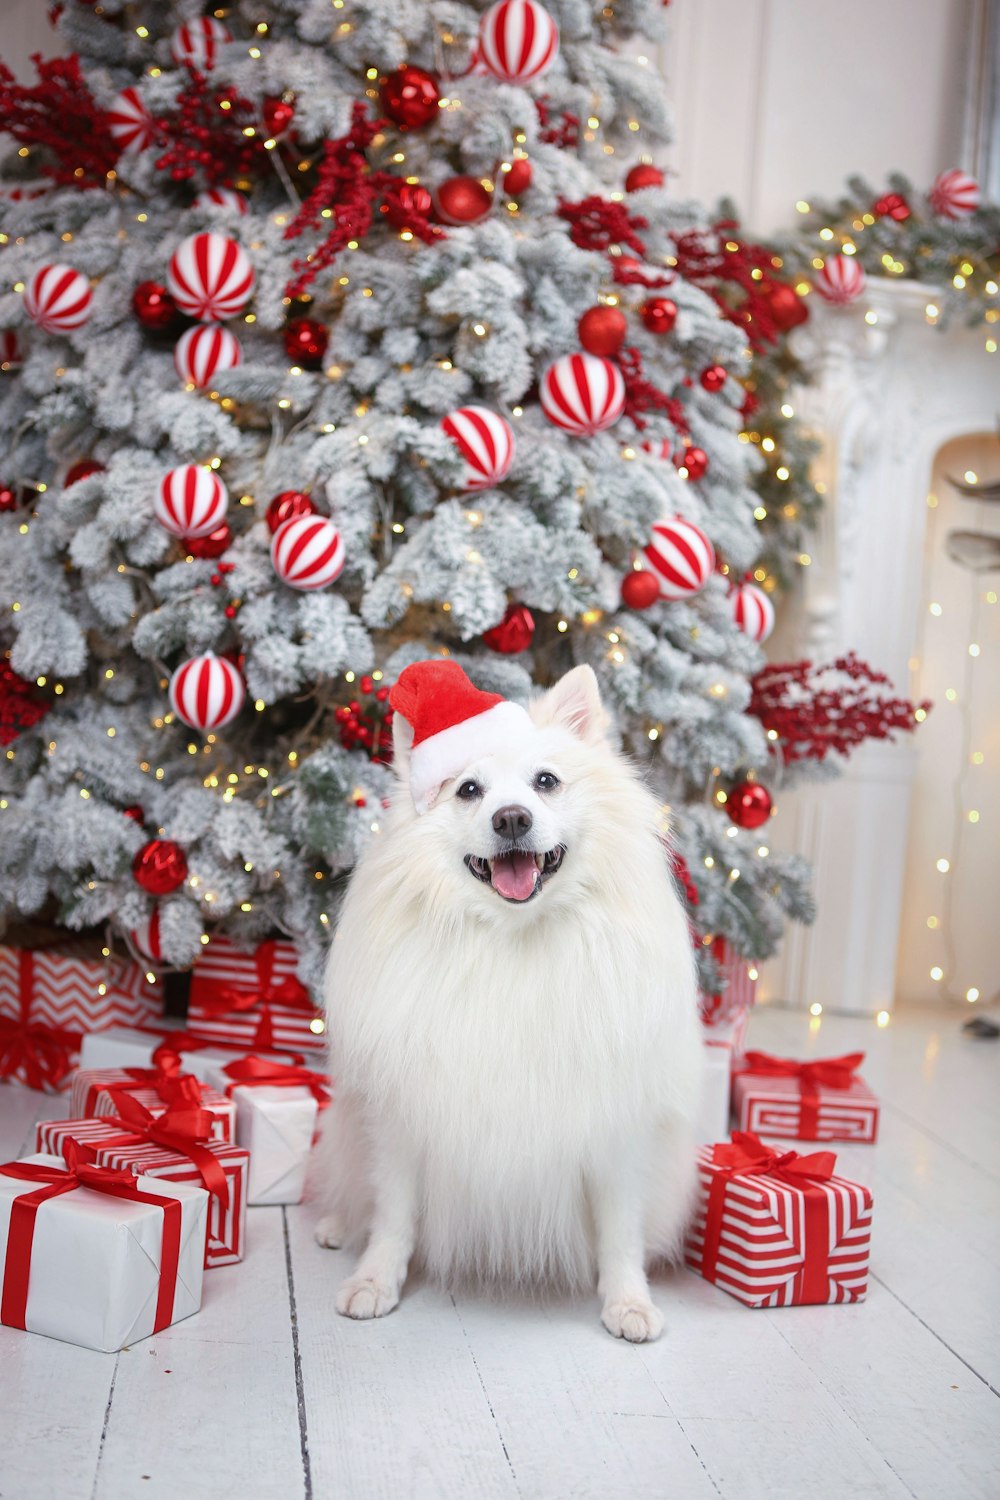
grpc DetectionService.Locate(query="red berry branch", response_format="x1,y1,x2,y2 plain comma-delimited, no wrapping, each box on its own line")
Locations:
535,99,579,150
334,674,395,762
672,220,802,352
748,654,930,765
616,346,689,434
152,71,266,187
0,55,117,189
557,195,648,256
0,660,51,746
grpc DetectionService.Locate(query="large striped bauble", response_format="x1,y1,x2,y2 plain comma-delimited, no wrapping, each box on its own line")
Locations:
540,352,625,436
170,17,232,71
271,514,345,590
23,264,93,334
929,168,980,221
479,0,559,84
167,232,255,321
814,254,866,305
643,518,715,600
441,405,515,489
156,464,229,539
193,187,248,215
169,652,245,731
174,323,242,387
130,909,162,964
729,581,774,642
106,87,155,153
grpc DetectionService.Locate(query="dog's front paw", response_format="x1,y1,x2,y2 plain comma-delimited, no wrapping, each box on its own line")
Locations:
336,1274,400,1320
314,1213,346,1249
601,1299,664,1344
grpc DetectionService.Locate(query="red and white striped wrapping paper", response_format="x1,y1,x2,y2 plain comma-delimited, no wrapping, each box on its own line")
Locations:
699,937,757,1033
732,1060,879,1144
69,1068,234,1143
36,1117,248,1268
187,936,325,1053
685,1136,873,1307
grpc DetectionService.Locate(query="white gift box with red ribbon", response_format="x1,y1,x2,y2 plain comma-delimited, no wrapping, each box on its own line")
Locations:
186,937,325,1053
207,1057,331,1205
78,1024,300,1085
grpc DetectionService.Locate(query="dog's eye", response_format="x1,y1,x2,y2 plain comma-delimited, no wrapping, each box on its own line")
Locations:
456,780,482,800
535,771,561,792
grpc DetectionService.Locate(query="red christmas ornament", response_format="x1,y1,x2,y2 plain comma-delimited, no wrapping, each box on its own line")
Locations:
383,182,433,230
641,297,678,335
64,459,105,486
283,318,329,369
765,282,809,333
132,838,188,894
434,176,493,226
266,490,316,533
620,570,660,610
725,780,772,830
132,281,179,333
700,365,727,393
0,485,18,513
675,446,708,481
123,805,145,823
185,523,232,559
262,97,295,138
380,66,441,131
502,157,533,195
873,192,911,222
0,660,50,745
483,602,535,654
625,164,664,192
578,304,628,357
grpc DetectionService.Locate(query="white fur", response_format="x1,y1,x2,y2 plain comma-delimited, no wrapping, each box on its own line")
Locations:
313,666,704,1341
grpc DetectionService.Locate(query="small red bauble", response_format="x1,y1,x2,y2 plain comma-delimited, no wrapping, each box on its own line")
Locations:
380,66,440,131
283,317,329,369
873,192,911,222
766,282,809,333
266,490,315,533
132,838,188,895
262,97,295,137
625,163,664,192
725,780,772,830
185,523,232,559
384,182,433,229
578,305,627,357
123,805,145,823
64,460,105,486
675,446,708,481
132,280,179,333
641,297,678,335
700,365,727,393
434,176,493,226
620,570,660,610
483,602,535,654
615,256,644,276
502,157,533,195
0,484,18,513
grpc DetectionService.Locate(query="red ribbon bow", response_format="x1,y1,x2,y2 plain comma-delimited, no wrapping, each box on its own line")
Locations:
0,1139,182,1333
218,1054,331,1107
195,940,314,1018
90,1092,229,1207
116,1064,204,1112
0,951,81,1092
735,1050,865,1138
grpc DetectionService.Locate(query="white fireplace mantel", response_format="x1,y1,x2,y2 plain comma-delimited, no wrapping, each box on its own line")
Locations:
761,282,998,1014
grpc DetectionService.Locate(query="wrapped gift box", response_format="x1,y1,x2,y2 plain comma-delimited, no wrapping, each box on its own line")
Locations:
0,1148,206,1351
0,942,163,1092
70,1066,234,1143
79,1024,300,1085
697,1039,734,1145
685,1131,873,1308
699,937,757,1036
187,936,325,1054
208,1057,331,1206
37,1114,249,1268
732,1050,879,1144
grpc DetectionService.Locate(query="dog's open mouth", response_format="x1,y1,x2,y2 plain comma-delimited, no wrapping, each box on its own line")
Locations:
464,846,565,902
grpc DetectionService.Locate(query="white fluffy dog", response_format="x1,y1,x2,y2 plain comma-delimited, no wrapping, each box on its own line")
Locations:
313,660,703,1342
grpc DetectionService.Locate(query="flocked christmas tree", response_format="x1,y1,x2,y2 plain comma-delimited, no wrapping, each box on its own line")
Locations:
0,0,824,996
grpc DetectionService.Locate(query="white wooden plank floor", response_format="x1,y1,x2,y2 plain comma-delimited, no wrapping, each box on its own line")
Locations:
1,1000,999,1500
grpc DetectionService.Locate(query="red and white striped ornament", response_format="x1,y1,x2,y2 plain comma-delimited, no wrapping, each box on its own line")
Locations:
169,652,245,731
174,323,242,387
441,405,515,489
106,87,156,153
271,514,345,591
729,581,774,642
155,464,229,539
23,264,93,334
478,0,559,84
814,254,866,305
640,437,673,461
167,232,255,321
928,168,980,221
643,518,715,600
130,909,162,965
1,331,22,370
170,17,232,71
540,352,625,436
194,188,248,215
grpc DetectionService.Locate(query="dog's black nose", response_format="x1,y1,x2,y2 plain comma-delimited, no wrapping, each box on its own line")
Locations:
492,804,533,840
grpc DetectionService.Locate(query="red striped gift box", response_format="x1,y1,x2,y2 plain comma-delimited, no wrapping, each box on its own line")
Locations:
69,1067,235,1143
699,937,757,1033
37,1116,249,1268
187,936,325,1053
732,1051,879,1143
685,1132,873,1307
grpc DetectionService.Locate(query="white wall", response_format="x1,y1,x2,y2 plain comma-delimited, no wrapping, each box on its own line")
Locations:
2,1,61,80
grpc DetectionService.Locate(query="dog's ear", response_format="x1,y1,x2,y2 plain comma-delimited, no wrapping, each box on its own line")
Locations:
530,665,608,744
391,711,414,781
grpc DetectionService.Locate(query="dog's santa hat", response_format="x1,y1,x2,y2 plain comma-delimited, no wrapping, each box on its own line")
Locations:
389,659,534,813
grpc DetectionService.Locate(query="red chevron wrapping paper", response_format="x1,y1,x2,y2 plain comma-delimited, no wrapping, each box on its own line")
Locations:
732,1052,879,1143
36,1117,248,1268
0,944,163,1092
187,936,325,1052
69,1068,235,1143
685,1134,873,1307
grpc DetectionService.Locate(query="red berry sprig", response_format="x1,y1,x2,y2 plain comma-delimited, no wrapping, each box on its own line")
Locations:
334,675,395,762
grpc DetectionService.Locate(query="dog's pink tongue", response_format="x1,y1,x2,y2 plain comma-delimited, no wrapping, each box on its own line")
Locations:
491,851,539,901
